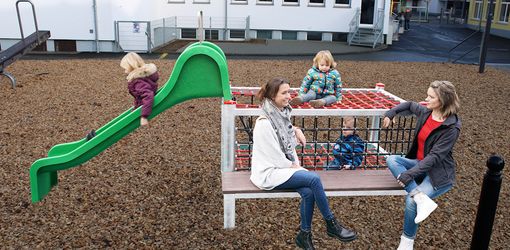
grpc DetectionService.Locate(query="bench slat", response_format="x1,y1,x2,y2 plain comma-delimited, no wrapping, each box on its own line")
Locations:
222,170,403,194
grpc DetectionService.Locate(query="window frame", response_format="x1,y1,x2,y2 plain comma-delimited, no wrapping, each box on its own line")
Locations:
334,0,351,8
283,0,300,6
499,0,510,23
181,28,197,39
231,0,248,5
282,31,298,40
229,29,246,39
308,0,325,7
193,0,210,3
257,0,274,5
205,29,219,40
256,30,273,39
168,0,185,3
473,0,483,20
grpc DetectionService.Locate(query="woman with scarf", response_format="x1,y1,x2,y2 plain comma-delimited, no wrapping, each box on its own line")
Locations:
249,78,357,250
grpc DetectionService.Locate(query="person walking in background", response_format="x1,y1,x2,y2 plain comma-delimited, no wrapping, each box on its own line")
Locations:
120,52,159,126
250,78,357,250
404,8,412,30
383,81,461,250
289,50,342,108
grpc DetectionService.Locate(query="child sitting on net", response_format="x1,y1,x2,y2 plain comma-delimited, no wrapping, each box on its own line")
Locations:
326,116,365,170
289,50,342,108
120,52,159,126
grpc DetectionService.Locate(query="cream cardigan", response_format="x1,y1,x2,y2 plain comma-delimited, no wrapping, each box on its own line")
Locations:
250,117,307,190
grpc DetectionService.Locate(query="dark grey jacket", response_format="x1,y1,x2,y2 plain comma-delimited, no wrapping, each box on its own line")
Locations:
385,102,461,189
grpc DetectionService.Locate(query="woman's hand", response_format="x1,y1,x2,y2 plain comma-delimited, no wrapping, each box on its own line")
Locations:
396,174,406,188
382,117,395,128
140,117,149,126
396,173,412,188
294,127,306,146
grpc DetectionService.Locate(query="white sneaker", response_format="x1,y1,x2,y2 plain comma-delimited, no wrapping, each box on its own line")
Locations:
413,192,438,224
397,235,414,250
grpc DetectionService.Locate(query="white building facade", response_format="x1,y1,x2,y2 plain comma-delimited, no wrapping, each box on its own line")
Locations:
1,0,393,53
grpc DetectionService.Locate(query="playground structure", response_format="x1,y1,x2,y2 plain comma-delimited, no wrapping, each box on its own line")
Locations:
30,40,415,222
29,41,231,202
0,0,50,88
221,85,416,228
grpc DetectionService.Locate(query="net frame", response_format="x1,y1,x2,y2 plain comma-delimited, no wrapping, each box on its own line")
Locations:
221,85,417,172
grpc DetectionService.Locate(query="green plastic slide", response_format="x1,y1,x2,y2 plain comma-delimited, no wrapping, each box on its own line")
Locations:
30,41,232,202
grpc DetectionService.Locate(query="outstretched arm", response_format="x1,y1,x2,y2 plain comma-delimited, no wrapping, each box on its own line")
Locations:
383,102,426,127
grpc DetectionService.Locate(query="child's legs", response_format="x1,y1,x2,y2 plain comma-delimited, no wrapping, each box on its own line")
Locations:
320,95,337,105
301,90,317,102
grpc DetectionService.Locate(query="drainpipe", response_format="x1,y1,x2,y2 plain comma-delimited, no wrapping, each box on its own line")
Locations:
224,0,228,40
93,0,99,53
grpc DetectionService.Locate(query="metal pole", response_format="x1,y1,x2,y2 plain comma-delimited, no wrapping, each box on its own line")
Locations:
224,0,228,40
470,155,505,250
93,0,100,53
198,11,204,43
479,0,495,73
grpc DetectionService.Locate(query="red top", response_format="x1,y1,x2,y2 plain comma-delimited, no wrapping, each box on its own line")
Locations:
416,115,443,160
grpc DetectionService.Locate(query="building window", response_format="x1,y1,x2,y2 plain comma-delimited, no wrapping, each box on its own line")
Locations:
193,0,210,3
54,40,77,52
332,32,347,41
307,31,322,41
283,0,299,6
334,0,350,7
230,29,245,39
181,28,197,39
282,31,297,40
205,30,219,40
231,0,247,4
257,0,273,5
308,0,325,7
168,0,185,3
499,0,510,22
474,0,482,19
257,30,272,39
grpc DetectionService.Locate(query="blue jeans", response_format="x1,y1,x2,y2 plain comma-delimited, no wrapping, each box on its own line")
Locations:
301,90,337,105
386,155,452,239
275,170,334,231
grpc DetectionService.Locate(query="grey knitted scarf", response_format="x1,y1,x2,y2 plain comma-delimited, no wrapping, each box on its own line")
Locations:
261,99,297,161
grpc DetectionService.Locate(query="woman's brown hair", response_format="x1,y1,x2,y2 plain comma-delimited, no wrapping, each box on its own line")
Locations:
429,80,460,118
257,77,290,102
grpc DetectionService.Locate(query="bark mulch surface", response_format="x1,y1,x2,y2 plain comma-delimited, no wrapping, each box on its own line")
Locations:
1,59,509,249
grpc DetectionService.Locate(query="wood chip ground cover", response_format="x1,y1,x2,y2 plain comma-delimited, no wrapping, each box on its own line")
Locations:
0,59,509,249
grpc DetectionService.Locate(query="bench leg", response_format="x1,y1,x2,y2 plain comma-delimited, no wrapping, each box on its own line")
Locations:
224,194,235,229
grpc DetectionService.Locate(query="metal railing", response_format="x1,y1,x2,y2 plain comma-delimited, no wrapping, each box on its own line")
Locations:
150,15,250,48
447,30,481,63
348,8,361,45
372,8,385,48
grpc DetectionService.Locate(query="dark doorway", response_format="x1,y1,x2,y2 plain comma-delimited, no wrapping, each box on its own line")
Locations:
361,0,375,24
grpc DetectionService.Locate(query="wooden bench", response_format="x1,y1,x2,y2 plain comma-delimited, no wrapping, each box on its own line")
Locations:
221,169,405,229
